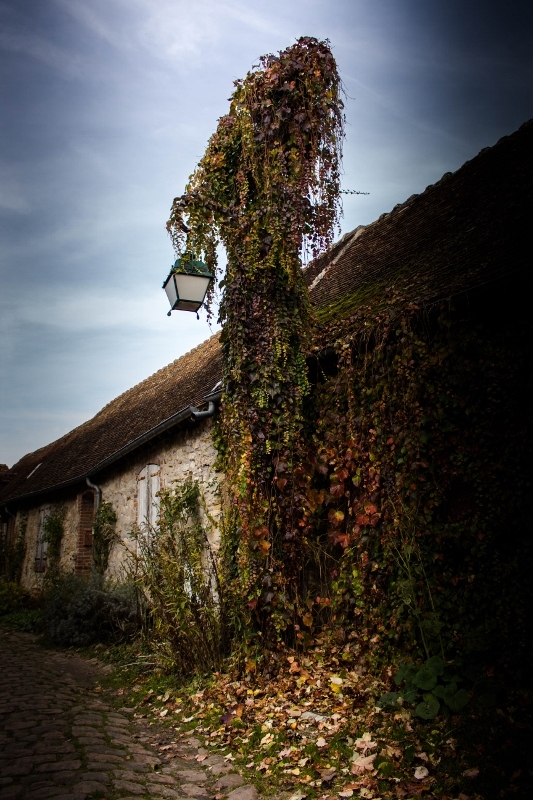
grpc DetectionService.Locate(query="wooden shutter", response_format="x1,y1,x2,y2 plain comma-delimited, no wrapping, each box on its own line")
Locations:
147,465,160,529
137,464,160,535
35,506,50,572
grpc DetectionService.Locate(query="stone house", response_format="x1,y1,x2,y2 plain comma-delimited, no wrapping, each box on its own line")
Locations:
0,336,222,589
1,118,531,593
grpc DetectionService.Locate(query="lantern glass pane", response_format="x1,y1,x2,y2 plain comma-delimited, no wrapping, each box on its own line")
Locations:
164,275,178,308
174,274,211,304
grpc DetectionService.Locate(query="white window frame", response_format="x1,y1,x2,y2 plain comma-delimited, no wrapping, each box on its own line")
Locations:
137,464,161,536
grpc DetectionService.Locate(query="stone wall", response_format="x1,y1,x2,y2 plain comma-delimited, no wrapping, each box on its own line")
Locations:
19,491,81,590
104,418,221,579
16,418,221,589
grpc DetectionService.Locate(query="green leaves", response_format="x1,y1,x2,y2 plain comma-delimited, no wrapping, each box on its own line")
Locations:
414,693,440,719
433,684,470,712
395,663,417,685
376,692,400,708
412,667,438,691
384,657,470,720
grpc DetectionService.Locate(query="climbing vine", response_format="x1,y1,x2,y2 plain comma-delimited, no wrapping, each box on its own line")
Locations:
300,301,533,672
168,38,345,640
92,501,118,576
42,505,66,577
168,38,532,678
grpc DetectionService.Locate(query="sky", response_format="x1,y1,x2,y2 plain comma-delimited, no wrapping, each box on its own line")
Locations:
1,0,532,468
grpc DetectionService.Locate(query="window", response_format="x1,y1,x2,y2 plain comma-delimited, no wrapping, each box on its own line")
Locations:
35,506,51,572
137,464,160,533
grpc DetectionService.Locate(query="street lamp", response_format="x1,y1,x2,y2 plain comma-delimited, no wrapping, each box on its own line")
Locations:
163,253,213,316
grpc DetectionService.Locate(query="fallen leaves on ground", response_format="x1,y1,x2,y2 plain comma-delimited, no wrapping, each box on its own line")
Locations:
106,632,532,800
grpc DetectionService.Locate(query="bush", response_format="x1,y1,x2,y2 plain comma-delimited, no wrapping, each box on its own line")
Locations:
128,477,228,676
0,580,30,616
44,573,139,647
2,608,43,633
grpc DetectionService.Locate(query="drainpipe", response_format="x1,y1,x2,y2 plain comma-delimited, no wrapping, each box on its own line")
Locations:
85,477,101,511
190,401,216,421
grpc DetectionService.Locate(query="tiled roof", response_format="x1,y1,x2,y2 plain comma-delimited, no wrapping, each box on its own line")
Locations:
1,119,531,504
306,119,532,325
1,333,222,504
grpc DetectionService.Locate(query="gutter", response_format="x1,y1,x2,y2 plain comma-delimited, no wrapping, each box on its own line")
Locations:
190,401,216,421
85,477,102,511
0,390,222,508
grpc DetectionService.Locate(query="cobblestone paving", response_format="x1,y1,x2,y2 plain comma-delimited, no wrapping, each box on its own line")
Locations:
0,629,258,800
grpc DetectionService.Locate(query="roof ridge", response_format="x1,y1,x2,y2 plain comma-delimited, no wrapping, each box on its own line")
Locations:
307,117,533,272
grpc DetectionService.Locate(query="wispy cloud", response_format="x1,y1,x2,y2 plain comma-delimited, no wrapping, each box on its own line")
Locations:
0,163,30,213
0,23,85,78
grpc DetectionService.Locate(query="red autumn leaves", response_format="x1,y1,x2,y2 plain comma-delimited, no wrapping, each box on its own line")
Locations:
320,445,382,549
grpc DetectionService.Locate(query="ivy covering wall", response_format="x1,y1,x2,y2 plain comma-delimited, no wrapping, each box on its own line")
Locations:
302,298,533,674
167,37,532,680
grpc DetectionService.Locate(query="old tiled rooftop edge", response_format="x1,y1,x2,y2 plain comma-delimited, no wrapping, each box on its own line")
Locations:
1,119,531,501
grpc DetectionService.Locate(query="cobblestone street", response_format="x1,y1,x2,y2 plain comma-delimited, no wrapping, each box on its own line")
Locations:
0,628,257,800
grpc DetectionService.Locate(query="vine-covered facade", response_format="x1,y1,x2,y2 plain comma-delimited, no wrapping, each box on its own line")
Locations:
1,117,531,680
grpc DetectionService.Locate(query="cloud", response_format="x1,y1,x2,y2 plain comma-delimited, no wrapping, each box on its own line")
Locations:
0,163,30,213
342,72,467,147
0,282,175,334
0,20,85,78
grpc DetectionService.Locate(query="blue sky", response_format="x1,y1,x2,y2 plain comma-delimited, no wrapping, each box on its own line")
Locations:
1,0,532,467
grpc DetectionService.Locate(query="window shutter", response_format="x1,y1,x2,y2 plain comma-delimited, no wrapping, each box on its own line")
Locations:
137,469,148,528
147,464,160,529
137,464,160,536
35,506,50,572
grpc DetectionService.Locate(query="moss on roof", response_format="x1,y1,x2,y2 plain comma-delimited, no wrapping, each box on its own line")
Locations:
308,119,532,334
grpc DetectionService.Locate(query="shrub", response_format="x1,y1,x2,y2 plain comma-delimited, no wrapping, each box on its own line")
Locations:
128,477,228,676
2,608,43,633
0,580,30,616
92,501,118,575
44,573,138,647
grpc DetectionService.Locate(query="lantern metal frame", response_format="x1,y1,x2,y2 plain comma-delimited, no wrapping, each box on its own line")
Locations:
163,253,214,315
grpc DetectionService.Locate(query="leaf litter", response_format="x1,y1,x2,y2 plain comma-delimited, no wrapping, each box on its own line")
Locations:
98,632,533,799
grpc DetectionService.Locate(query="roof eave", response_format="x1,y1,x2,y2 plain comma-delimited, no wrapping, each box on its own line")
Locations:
0,393,222,508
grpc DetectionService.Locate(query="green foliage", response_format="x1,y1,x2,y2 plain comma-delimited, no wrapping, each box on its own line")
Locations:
0,512,27,583
167,38,345,646
44,573,138,647
42,505,66,574
1,608,43,632
128,478,228,677
0,580,30,615
415,693,441,720
92,501,118,575
378,655,469,718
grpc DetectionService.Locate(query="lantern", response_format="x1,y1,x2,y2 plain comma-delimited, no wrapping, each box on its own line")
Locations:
163,253,213,315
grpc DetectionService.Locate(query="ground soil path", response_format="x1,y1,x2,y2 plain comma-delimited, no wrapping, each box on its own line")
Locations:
0,628,257,800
